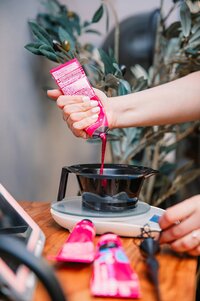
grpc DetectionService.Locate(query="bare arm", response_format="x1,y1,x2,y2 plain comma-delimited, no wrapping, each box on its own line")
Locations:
47,71,200,136
110,71,200,129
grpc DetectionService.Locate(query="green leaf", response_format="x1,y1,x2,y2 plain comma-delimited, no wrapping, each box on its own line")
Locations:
85,29,102,35
98,48,116,75
24,42,43,55
28,21,52,45
185,47,199,56
58,27,75,50
159,162,177,176
39,44,55,52
83,20,91,28
161,143,177,155
110,139,122,160
41,0,62,15
189,28,200,43
103,3,110,32
124,127,142,146
180,2,191,37
131,64,148,80
191,23,200,34
39,45,58,62
67,13,81,36
118,79,131,95
113,63,122,75
92,4,104,23
133,77,148,92
165,21,181,39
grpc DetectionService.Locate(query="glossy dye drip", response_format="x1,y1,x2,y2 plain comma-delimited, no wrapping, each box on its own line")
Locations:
100,133,107,175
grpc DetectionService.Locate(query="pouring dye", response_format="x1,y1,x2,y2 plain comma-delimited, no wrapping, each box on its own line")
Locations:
50,58,109,139
50,59,165,237
50,58,109,178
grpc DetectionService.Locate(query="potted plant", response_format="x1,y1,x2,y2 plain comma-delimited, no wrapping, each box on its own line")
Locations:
25,0,200,208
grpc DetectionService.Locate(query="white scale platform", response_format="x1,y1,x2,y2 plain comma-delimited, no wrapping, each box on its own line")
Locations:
51,197,165,238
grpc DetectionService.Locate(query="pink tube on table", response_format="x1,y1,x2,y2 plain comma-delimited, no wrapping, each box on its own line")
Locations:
49,219,96,263
91,233,141,298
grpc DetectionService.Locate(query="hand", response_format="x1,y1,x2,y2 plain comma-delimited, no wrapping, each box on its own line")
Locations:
47,88,109,138
159,195,200,256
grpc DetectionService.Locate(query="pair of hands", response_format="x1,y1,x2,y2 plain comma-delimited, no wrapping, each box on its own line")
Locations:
48,89,200,256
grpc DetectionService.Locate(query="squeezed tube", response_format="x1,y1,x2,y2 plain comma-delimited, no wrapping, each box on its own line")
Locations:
50,58,108,138
49,219,96,263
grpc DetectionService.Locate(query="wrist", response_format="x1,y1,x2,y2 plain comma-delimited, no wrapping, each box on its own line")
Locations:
106,97,118,130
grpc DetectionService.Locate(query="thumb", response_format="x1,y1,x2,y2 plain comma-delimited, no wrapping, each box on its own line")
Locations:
47,89,63,100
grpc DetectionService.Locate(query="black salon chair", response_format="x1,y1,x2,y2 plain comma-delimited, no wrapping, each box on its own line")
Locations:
102,9,160,77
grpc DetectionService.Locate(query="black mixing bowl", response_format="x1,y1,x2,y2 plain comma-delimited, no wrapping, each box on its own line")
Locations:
57,164,158,212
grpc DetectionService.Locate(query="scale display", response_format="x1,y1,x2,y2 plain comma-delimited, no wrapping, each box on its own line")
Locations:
0,184,45,301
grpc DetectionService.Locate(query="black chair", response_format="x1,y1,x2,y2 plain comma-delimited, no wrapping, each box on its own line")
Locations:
102,9,160,78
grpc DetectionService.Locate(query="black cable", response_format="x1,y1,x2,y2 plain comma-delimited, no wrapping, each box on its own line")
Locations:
140,236,161,301
0,235,66,301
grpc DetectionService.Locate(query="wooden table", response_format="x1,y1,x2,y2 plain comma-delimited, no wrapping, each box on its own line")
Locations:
20,201,197,301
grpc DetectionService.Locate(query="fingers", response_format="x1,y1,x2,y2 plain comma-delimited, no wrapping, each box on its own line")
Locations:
58,95,100,137
47,89,107,138
159,196,200,255
159,212,199,244
73,113,99,130
187,245,200,256
170,229,200,253
62,102,99,123
47,89,62,99
159,198,196,230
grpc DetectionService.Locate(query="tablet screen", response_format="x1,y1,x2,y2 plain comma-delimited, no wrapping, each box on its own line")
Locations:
0,184,45,300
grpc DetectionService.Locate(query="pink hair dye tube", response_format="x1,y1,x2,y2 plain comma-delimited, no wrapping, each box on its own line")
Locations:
50,58,108,138
90,233,141,298
49,219,96,263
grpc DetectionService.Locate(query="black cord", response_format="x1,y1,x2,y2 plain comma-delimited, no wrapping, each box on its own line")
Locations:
139,229,162,301
0,235,66,301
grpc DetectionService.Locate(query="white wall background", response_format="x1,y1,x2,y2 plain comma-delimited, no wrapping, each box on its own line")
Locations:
0,0,174,201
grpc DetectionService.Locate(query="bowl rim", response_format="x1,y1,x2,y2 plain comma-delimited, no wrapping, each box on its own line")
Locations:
65,163,158,179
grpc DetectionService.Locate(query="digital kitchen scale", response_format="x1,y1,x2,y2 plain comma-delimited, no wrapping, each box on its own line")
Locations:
51,164,165,238
51,197,165,238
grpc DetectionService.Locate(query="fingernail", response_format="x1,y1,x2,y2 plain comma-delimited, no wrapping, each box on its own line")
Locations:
74,123,82,129
90,100,98,107
91,107,100,113
92,114,99,120
82,96,90,102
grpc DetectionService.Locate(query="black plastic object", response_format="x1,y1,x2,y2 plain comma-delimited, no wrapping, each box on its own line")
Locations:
57,164,158,211
0,235,66,301
140,237,161,301
82,192,138,212
102,9,160,77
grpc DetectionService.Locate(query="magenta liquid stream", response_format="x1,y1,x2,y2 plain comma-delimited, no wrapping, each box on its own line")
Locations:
50,58,109,176
100,133,107,175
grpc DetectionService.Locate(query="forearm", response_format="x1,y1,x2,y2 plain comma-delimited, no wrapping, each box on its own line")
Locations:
109,71,200,129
